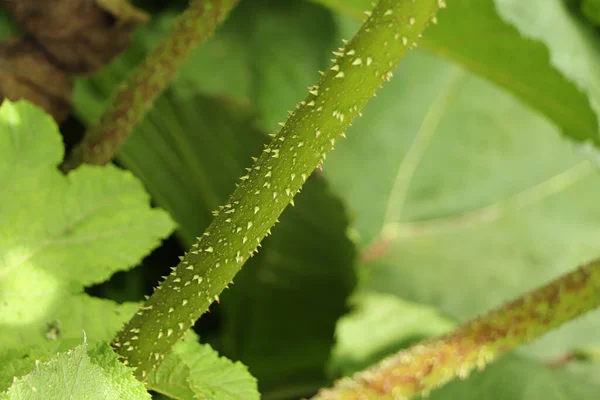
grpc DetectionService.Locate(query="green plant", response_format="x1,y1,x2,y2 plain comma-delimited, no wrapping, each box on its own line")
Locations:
2,0,600,399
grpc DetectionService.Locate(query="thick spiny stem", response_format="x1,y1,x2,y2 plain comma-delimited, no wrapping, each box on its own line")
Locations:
112,0,444,380
312,259,600,399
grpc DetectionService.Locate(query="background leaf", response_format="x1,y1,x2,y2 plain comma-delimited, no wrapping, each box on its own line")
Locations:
323,46,600,371
425,354,600,400
494,0,600,145
329,293,454,377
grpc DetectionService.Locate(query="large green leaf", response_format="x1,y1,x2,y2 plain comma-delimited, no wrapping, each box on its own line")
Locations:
310,0,600,146
74,2,356,397
2,341,150,399
323,48,600,361
0,100,174,356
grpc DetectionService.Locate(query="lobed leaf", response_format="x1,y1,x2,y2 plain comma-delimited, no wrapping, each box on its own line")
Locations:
0,100,174,367
2,340,150,400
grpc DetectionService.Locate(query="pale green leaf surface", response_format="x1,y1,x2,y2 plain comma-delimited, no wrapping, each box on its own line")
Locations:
329,292,454,377
0,348,54,394
0,297,138,392
2,341,150,400
425,354,600,400
311,0,600,146
494,0,600,145
148,331,258,400
566,360,600,386
74,2,355,397
0,100,174,352
323,49,600,362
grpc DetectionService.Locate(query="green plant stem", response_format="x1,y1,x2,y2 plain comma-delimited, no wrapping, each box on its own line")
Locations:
60,0,239,172
312,259,600,400
112,0,444,380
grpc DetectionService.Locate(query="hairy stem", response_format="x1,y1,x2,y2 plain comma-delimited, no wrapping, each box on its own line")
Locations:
112,0,445,380
312,259,600,400
60,0,239,172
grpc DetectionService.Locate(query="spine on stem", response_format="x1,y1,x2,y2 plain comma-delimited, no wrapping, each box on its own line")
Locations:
112,0,444,380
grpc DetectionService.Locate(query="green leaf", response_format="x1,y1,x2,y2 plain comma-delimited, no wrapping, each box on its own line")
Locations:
148,331,259,400
426,355,600,400
311,0,600,146
323,49,600,361
566,359,600,387
329,293,454,377
242,1,337,129
74,2,356,397
581,0,600,25
2,340,150,399
0,100,174,352
493,0,600,145
0,347,54,393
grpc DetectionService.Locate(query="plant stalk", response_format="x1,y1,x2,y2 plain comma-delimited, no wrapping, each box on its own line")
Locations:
112,0,444,380
61,0,240,172
312,258,600,399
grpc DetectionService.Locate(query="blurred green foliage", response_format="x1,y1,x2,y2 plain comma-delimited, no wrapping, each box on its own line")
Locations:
2,0,600,398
